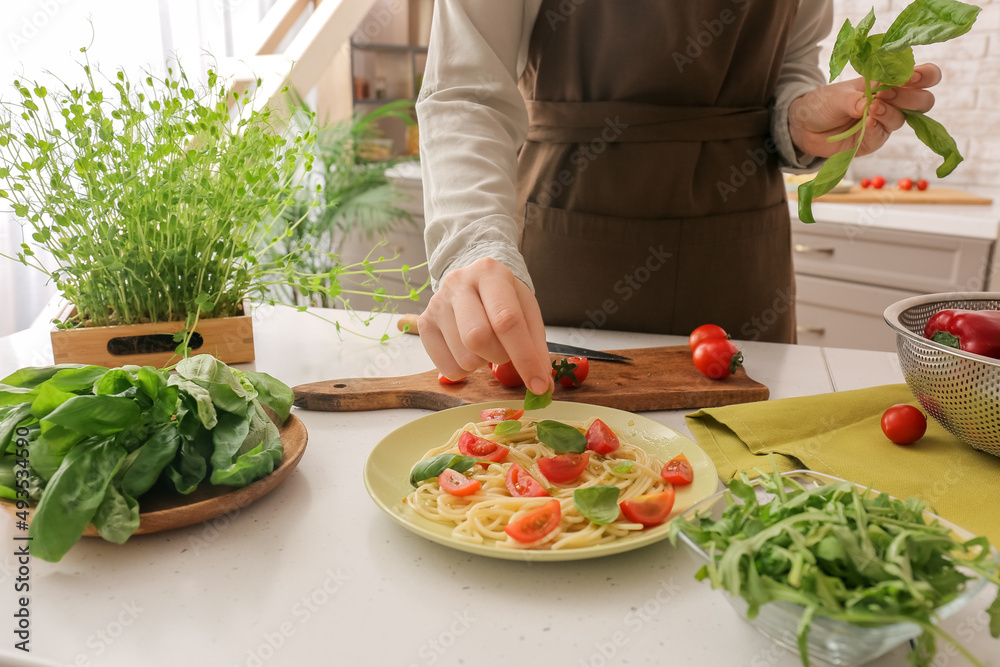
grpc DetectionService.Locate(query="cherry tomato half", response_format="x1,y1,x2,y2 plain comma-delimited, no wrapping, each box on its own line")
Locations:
872,175,886,189
692,338,743,379
505,463,549,497
552,356,590,388
458,431,509,462
437,373,465,385
537,452,591,484
505,499,561,543
660,453,694,486
860,178,872,189
586,418,620,454
689,324,729,352
880,404,927,445
917,179,929,191
898,177,913,191
620,488,675,527
438,469,482,496
490,361,524,388
480,408,525,422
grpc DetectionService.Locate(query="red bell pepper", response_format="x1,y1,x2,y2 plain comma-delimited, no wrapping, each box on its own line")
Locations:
923,309,1000,359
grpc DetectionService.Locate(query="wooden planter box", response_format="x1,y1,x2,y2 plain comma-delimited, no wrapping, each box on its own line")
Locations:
50,301,255,368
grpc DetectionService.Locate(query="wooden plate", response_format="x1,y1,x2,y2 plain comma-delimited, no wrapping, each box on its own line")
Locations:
7,414,308,537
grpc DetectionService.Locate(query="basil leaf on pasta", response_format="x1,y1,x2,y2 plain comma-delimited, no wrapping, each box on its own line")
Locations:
493,420,521,436
524,387,552,411
536,420,586,453
409,453,478,487
612,460,634,474
574,486,621,525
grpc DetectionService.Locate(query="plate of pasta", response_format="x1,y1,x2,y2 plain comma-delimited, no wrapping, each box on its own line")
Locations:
363,400,719,561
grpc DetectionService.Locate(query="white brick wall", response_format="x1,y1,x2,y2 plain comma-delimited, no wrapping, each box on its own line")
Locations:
824,0,1000,188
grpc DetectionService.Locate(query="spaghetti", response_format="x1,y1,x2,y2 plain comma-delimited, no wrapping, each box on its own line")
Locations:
405,418,674,550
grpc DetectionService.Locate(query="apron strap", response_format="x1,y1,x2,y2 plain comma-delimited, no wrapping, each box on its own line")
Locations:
525,100,771,143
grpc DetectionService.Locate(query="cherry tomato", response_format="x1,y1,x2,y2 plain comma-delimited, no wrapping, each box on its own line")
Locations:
437,373,465,384
692,338,743,379
457,431,509,462
872,175,886,189
689,324,729,352
505,463,549,497
917,179,929,191
620,488,675,526
551,356,590,388
505,499,561,543
480,408,525,422
880,404,927,445
660,453,694,486
585,419,620,454
438,469,482,496
898,177,913,191
490,361,524,388
537,452,591,484
860,178,872,189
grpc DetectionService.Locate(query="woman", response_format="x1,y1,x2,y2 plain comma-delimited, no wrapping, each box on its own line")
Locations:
415,0,940,395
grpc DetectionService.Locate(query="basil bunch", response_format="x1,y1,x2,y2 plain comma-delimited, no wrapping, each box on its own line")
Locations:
0,356,293,562
798,0,980,223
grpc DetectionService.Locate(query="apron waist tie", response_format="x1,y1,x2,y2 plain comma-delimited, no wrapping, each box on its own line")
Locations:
525,100,771,143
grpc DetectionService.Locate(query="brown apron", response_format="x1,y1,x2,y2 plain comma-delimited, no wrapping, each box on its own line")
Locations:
517,0,800,343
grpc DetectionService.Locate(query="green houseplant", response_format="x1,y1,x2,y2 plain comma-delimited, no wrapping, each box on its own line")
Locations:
0,51,424,364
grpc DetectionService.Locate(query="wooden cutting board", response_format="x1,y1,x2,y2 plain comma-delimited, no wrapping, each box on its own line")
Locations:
788,185,992,205
292,346,769,412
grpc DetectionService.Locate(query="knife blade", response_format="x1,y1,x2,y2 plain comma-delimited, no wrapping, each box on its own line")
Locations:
396,314,633,363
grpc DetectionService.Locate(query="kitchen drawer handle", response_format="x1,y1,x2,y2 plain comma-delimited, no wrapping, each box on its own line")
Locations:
794,244,835,256
796,326,826,336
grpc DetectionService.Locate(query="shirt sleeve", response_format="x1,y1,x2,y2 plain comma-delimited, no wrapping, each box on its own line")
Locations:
416,0,536,291
771,0,835,173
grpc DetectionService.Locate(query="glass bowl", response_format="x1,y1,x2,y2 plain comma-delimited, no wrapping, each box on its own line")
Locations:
673,470,997,667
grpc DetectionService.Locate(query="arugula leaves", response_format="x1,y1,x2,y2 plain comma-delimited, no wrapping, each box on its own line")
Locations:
669,467,1000,667
798,0,980,224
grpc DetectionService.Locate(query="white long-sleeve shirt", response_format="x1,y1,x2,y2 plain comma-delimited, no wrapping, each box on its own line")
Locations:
417,0,833,291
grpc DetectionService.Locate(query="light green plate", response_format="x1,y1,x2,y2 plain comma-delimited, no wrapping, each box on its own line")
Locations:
363,400,720,562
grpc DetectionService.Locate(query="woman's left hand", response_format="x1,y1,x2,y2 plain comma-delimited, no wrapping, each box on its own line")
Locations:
788,63,941,159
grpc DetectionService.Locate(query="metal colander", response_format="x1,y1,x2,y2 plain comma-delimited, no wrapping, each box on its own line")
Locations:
884,293,1000,457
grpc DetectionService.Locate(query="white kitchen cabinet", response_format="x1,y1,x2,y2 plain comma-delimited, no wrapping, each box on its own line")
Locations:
790,199,999,352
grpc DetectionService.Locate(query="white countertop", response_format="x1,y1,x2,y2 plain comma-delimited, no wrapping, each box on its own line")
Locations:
1,309,996,667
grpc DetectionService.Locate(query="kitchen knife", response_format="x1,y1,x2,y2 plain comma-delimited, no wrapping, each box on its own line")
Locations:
396,314,633,363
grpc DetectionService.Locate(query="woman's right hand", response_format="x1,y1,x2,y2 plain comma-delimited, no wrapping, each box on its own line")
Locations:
418,257,553,396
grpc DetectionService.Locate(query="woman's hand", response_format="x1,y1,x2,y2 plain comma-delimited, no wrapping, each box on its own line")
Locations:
788,63,941,159
418,257,554,396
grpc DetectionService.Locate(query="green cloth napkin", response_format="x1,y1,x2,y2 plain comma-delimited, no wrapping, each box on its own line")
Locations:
686,384,1000,547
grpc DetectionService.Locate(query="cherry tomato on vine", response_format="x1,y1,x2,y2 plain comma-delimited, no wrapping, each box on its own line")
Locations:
537,452,591,484
620,488,675,526
660,453,694,486
490,361,524,388
505,499,561,543
437,373,465,385
692,338,743,379
480,408,524,422
585,419,620,454
880,404,927,445
898,177,913,191
689,324,729,352
438,469,481,496
917,179,929,191
872,175,886,189
551,356,589,387
505,463,549,497
457,431,509,462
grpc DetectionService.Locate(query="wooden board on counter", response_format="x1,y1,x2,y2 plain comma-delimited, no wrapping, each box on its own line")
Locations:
293,346,769,412
788,186,992,205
